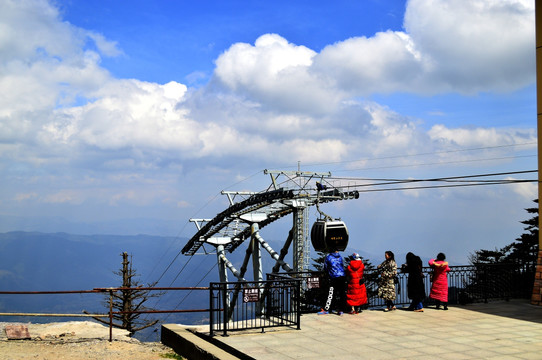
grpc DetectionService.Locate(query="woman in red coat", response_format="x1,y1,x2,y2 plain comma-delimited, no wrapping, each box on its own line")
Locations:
346,253,368,314
429,252,451,310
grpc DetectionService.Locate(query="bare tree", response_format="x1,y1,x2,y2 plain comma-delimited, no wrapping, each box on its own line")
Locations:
85,252,163,336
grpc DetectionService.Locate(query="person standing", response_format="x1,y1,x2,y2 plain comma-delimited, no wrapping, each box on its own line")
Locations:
377,251,397,312
318,249,346,315
346,253,368,314
429,253,451,310
402,252,426,312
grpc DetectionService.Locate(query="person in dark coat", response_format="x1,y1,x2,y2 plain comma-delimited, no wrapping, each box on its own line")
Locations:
401,252,425,312
346,253,367,314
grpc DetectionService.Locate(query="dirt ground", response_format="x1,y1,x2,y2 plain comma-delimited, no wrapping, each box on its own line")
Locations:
0,321,182,359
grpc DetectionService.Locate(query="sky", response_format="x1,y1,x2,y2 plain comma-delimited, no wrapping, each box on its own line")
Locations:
0,0,538,267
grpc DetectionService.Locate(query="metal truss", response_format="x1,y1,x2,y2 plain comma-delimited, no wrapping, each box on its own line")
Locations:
182,170,358,257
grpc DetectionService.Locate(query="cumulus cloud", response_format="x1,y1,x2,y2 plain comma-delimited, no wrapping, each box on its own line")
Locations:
54,80,194,152
405,0,534,93
214,33,343,114
0,0,536,218
314,31,425,94
2,0,534,169
214,0,534,102
428,124,536,148
0,0,119,117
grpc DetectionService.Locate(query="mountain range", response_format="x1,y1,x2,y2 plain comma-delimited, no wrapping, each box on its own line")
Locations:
0,230,416,340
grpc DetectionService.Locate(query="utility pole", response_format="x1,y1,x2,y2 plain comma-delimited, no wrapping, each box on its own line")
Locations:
533,1,542,306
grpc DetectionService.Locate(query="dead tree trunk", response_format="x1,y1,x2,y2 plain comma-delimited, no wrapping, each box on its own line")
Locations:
83,252,162,337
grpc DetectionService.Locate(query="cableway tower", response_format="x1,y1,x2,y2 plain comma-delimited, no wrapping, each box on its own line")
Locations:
182,170,359,284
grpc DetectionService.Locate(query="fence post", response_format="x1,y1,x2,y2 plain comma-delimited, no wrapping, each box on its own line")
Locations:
209,284,214,337
296,279,301,330
109,290,113,342
222,283,229,337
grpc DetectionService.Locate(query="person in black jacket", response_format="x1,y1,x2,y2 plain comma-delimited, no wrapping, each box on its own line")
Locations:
401,252,425,312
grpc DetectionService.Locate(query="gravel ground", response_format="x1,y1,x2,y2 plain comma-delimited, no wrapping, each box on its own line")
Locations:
0,321,181,359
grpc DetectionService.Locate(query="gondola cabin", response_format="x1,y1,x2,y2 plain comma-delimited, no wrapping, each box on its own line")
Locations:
310,219,349,252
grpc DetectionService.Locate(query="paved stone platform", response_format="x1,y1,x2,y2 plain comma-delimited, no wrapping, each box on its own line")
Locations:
164,299,542,360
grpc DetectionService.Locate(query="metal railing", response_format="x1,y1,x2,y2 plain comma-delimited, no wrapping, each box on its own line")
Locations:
284,262,536,311
0,263,534,340
209,275,301,336
0,287,208,341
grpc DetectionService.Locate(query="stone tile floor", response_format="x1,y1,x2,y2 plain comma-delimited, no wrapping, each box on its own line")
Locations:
208,300,542,359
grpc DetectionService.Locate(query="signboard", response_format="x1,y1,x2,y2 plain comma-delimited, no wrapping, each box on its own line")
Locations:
307,277,320,289
243,288,260,303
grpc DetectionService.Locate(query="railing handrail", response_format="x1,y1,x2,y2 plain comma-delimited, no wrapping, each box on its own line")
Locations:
0,286,210,342
0,286,209,295
277,262,535,311
1,263,534,340
209,277,301,336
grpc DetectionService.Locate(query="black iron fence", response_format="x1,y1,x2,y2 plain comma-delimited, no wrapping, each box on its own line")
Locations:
284,262,536,311
209,275,301,336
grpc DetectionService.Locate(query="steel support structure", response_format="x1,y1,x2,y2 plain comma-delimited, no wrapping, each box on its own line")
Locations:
184,170,347,285
292,206,310,273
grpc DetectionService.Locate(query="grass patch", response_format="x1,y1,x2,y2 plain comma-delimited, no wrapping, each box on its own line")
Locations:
160,352,184,360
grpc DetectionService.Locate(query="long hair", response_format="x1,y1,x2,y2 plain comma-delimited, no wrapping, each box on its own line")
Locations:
405,252,422,272
385,250,395,261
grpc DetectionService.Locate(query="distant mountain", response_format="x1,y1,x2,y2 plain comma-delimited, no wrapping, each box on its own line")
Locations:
0,231,187,290
0,214,181,236
0,230,396,341
0,231,297,340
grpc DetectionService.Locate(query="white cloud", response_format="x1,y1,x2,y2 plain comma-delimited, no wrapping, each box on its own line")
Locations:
0,0,536,268
213,0,534,102
314,30,425,94
43,190,84,204
1,0,534,174
0,0,536,232
214,33,343,114
0,0,79,62
86,32,123,57
427,124,536,148
175,200,191,208
43,79,194,153
364,103,426,155
0,0,117,118
506,176,537,200
404,0,534,93
15,192,38,202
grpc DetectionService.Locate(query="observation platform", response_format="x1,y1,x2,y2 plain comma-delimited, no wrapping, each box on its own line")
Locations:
162,299,542,360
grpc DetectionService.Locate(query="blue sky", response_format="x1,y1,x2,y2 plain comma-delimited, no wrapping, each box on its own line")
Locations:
0,0,537,267
61,1,407,84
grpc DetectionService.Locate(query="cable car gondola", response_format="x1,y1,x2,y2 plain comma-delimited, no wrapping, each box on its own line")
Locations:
310,219,349,252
